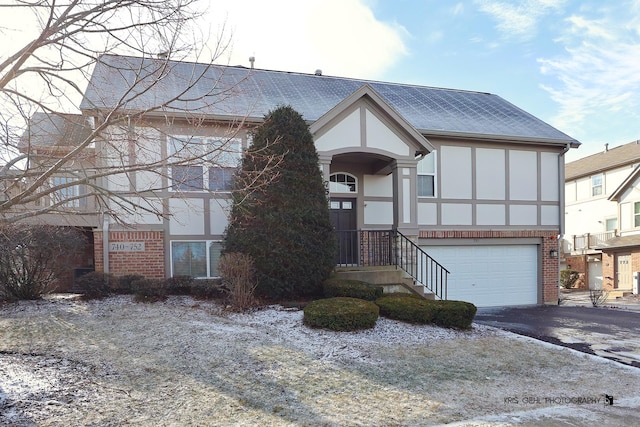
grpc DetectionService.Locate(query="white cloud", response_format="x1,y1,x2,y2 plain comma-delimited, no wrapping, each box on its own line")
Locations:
202,0,408,79
538,9,640,138
474,0,568,40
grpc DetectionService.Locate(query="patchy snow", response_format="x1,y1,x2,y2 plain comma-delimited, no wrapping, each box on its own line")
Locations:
1,295,640,426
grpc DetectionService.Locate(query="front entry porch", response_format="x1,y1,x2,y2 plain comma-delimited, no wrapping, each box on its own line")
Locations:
332,229,449,300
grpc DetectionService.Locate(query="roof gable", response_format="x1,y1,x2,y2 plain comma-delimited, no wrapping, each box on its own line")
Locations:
310,84,434,156
609,164,640,202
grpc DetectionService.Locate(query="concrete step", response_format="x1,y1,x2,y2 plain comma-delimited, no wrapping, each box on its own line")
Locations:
333,266,435,299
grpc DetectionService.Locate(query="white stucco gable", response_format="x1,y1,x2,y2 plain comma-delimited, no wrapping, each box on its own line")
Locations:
310,84,434,158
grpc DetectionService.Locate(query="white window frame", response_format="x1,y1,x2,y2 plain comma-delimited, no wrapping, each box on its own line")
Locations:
605,217,617,232
591,173,603,197
329,172,357,194
50,176,80,208
168,135,241,193
170,240,224,278
417,151,437,198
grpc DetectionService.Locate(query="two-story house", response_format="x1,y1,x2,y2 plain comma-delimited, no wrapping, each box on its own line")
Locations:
12,54,580,307
563,141,640,294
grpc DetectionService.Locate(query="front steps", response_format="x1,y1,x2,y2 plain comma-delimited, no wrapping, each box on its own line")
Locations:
333,266,435,299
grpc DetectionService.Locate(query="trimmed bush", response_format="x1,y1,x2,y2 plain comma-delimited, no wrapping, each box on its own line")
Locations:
375,295,477,329
560,269,580,289
75,272,118,300
114,274,145,294
303,297,379,331
131,278,167,303
432,300,477,330
375,295,439,324
166,275,194,295
190,278,225,300
323,278,383,301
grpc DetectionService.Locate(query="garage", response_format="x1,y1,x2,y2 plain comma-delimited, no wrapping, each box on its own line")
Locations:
421,244,539,307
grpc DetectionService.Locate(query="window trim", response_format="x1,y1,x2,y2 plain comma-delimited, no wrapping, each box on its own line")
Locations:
591,173,603,197
329,172,357,194
170,240,224,278
50,176,80,208
168,135,241,193
417,151,437,198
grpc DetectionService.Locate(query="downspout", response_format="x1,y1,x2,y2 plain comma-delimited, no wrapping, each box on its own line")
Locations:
557,143,571,303
102,214,110,274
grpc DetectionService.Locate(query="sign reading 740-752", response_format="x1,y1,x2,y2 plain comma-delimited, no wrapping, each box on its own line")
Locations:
109,242,145,252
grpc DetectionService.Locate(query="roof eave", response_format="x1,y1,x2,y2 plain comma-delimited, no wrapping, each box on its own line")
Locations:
419,129,580,148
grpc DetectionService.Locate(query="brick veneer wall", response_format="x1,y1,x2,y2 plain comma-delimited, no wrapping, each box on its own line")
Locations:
563,254,589,289
419,230,560,305
94,230,165,279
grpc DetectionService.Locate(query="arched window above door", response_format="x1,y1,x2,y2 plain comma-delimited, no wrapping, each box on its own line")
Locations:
329,173,357,193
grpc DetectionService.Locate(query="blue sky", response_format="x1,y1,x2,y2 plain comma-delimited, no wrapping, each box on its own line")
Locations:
213,0,640,162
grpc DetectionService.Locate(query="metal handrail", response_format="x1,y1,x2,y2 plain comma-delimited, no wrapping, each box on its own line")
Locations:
395,230,449,300
334,229,449,300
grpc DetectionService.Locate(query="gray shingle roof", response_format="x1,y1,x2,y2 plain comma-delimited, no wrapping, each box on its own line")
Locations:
565,140,640,181
20,112,93,148
80,54,579,145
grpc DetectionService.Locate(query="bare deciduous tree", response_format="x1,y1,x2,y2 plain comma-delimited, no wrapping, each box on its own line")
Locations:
0,0,281,225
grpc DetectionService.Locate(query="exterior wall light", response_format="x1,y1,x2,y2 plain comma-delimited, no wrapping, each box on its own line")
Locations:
549,249,558,258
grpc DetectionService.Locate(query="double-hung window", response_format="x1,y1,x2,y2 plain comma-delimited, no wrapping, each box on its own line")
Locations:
51,176,80,208
591,174,603,197
169,136,241,192
417,151,436,197
634,203,640,228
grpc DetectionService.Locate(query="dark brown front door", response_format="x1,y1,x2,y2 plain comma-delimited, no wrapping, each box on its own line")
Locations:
330,198,357,265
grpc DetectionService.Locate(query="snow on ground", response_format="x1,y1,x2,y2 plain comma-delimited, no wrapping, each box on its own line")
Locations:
1,295,640,426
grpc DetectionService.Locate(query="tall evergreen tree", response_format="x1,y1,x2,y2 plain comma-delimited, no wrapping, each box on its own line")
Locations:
225,106,336,299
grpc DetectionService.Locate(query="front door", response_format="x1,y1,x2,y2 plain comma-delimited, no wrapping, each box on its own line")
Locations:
330,198,357,265
617,253,632,290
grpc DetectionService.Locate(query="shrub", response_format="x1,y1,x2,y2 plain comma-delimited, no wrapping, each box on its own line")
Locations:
166,275,194,295
303,297,379,331
560,269,580,289
131,278,167,303
323,278,383,301
431,300,477,330
218,252,258,311
224,106,336,300
190,278,225,300
114,274,145,294
0,224,87,300
375,295,439,324
375,295,477,329
75,271,118,300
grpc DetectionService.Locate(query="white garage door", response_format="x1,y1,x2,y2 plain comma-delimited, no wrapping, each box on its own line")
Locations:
422,245,538,307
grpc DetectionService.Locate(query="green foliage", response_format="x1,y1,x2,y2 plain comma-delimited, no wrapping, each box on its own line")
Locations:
323,278,383,301
225,106,336,300
560,269,580,289
76,271,118,300
375,295,477,329
131,278,167,303
431,300,477,330
375,295,439,324
303,297,379,331
0,224,87,300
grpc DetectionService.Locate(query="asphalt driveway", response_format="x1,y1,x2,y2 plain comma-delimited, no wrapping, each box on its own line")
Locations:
475,303,640,368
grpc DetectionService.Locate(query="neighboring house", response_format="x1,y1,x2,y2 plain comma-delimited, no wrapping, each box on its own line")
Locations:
11,54,580,307
564,141,640,294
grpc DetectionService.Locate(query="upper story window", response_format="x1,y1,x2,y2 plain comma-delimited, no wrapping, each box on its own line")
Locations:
635,203,640,228
169,136,241,192
605,217,617,232
417,151,437,197
591,173,603,196
329,173,357,193
51,176,80,208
